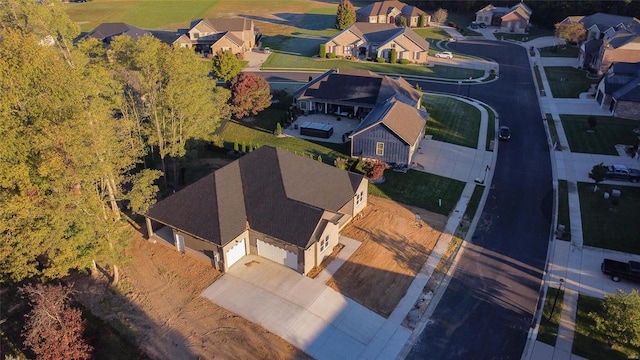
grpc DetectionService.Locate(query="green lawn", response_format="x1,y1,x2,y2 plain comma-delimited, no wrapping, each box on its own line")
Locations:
368,170,465,215
537,287,564,346
546,114,561,149
262,53,483,80
423,94,481,148
220,121,349,164
483,104,496,151
557,179,570,239
578,182,640,254
538,46,580,58
533,65,543,94
454,184,484,239
560,115,640,155
544,67,599,98
412,27,451,41
496,25,554,41
574,294,640,360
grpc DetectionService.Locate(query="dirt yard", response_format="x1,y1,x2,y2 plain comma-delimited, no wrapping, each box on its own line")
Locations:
72,230,310,360
326,196,448,318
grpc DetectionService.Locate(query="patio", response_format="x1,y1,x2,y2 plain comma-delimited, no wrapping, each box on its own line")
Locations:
283,114,362,144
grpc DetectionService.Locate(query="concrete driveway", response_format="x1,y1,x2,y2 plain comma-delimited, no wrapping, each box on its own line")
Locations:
201,255,402,360
549,242,640,299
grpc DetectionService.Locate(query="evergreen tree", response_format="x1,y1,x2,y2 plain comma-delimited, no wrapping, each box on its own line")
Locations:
390,48,397,63
335,0,356,30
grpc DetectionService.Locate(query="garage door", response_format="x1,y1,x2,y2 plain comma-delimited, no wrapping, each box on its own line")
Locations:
257,239,297,270
226,238,246,269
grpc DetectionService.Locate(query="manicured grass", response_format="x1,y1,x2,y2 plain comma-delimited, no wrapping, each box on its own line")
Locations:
557,179,570,238
533,65,543,93
483,104,496,151
369,170,465,216
546,114,561,149
537,287,564,346
262,53,483,80
423,94,481,148
574,294,640,360
446,13,476,29
454,184,484,239
544,67,599,98
560,115,640,155
539,45,580,58
220,121,349,163
496,26,554,41
412,27,451,41
577,182,640,254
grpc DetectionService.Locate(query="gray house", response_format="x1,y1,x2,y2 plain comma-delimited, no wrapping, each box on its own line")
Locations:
595,62,640,120
350,97,427,166
145,146,368,275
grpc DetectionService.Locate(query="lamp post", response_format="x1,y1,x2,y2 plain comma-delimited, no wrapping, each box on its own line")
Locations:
457,80,462,95
548,278,565,320
467,77,472,97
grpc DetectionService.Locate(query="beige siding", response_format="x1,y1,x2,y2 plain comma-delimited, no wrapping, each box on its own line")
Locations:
211,37,243,55
303,219,340,275
599,48,640,74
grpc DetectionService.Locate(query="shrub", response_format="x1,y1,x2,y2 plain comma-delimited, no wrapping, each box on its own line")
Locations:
319,44,326,58
399,58,410,64
276,122,282,135
376,57,386,63
327,52,336,59
389,48,397,64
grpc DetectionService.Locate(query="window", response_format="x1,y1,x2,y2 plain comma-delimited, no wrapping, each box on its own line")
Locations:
345,46,352,55
376,142,384,156
413,51,420,60
355,191,364,206
192,32,199,39
222,47,230,52
320,235,330,253
390,43,396,48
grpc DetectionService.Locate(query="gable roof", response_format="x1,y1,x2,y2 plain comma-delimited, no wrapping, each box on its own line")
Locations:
605,30,640,49
190,17,253,32
85,23,150,42
146,146,364,249
476,2,531,17
603,62,640,98
356,1,426,18
293,68,422,107
351,97,427,144
572,13,640,34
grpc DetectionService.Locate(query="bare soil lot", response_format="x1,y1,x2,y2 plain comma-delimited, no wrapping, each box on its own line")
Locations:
327,196,447,317
72,231,310,360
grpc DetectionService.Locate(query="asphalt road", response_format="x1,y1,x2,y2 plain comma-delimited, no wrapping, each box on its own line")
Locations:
407,40,553,359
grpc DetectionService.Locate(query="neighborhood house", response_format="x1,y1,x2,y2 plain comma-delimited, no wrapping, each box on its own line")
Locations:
355,0,430,28
560,13,640,74
293,68,427,166
595,61,640,120
173,17,256,56
323,22,430,63
144,146,368,275
475,2,532,33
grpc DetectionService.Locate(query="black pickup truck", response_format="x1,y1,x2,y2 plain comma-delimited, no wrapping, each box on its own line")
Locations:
601,259,640,282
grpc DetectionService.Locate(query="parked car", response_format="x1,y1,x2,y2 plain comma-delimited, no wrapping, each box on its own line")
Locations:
601,259,640,282
479,23,487,28
605,164,640,183
435,51,453,59
263,47,271,54
498,126,511,140
470,22,479,29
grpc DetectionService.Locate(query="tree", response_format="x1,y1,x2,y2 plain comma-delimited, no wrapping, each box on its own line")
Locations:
364,160,386,181
390,48,397,63
396,16,407,27
317,155,323,163
276,122,283,136
335,0,356,30
433,8,448,26
588,115,598,131
212,49,241,82
21,283,92,360
228,73,272,119
319,44,326,58
555,22,587,44
418,14,427,28
590,290,640,348
415,83,422,91
589,163,607,191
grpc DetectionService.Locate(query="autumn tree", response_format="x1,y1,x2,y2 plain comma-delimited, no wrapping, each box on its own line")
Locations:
364,160,387,180
433,8,448,26
21,283,92,360
555,22,587,44
590,290,640,348
228,73,272,119
335,0,356,30
212,49,242,82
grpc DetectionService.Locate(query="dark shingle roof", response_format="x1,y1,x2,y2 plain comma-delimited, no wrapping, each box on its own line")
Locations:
86,23,150,42
146,146,364,248
356,1,426,18
194,18,252,32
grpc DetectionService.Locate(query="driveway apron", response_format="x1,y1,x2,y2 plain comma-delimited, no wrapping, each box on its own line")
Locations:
202,255,386,360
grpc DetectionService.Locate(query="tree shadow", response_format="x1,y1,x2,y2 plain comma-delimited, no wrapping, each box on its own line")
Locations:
243,13,336,32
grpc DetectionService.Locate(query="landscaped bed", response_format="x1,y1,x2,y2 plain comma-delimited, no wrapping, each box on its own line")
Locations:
327,196,448,318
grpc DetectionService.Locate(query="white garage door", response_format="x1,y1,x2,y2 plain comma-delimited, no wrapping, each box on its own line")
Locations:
226,238,246,269
257,239,297,270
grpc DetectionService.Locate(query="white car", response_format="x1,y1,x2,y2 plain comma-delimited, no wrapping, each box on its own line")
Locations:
435,51,453,59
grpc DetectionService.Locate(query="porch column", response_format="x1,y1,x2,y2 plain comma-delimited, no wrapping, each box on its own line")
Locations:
324,102,328,114
145,217,154,240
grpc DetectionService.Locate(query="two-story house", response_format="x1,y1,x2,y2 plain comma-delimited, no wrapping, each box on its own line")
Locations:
173,17,256,56
355,0,429,28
